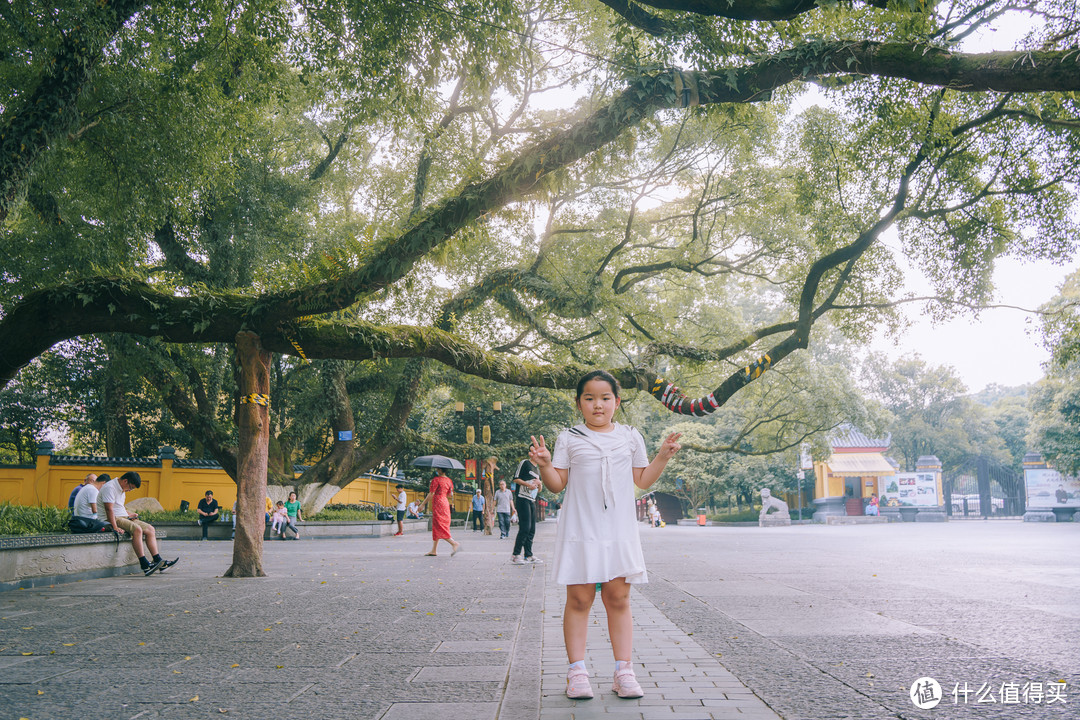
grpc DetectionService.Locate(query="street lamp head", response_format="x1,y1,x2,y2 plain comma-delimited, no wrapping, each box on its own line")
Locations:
454,401,465,415
493,401,502,413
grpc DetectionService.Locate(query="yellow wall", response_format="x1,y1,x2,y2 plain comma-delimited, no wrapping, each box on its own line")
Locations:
0,457,471,512
333,477,471,513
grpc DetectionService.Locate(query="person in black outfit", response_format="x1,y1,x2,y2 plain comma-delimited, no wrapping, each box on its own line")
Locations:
511,458,542,564
197,490,220,540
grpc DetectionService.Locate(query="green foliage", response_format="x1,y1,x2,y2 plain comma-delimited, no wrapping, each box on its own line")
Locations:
3,0,1079,519
0,503,71,536
1029,271,1080,474
707,508,761,523
307,505,378,521
1027,362,1080,475
860,352,1018,471
140,509,200,523
1039,268,1080,367
0,361,54,464
31,338,194,457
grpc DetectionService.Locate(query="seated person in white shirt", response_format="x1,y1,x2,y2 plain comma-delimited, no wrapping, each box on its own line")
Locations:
69,474,111,533
73,474,108,518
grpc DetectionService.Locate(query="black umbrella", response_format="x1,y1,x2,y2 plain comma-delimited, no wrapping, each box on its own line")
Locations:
410,454,466,470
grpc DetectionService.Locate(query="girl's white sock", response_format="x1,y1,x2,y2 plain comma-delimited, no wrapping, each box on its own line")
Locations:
615,660,631,672
569,660,586,671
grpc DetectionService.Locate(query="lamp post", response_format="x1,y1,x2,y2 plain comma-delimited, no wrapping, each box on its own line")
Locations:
455,401,503,534
454,401,502,447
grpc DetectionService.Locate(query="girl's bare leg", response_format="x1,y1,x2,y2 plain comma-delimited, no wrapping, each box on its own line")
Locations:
564,583,597,663
600,577,633,662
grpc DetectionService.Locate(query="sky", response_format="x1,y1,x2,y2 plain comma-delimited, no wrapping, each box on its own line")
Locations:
867,251,1079,394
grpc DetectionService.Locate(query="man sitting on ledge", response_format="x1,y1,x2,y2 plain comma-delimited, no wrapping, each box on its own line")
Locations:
98,471,179,577
70,474,111,533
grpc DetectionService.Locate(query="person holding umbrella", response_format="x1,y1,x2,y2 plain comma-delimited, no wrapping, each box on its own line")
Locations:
413,455,463,557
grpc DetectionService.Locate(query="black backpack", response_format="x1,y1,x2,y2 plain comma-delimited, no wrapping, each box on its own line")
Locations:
69,515,111,533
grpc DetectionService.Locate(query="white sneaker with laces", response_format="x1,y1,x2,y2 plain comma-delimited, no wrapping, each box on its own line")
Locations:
566,666,594,699
511,555,525,564
612,666,644,698
525,556,543,564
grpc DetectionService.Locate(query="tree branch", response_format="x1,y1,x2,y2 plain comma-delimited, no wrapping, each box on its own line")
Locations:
627,0,890,22
595,0,673,39
250,43,1080,324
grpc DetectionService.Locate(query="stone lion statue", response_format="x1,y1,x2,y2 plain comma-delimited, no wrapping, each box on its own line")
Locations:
759,488,790,522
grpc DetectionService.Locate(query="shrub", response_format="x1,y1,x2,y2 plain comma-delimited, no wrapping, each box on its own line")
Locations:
140,509,199,523
707,508,761,523
0,502,71,536
308,507,378,521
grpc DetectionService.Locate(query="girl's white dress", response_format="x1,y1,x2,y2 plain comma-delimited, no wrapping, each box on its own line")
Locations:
550,422,649,585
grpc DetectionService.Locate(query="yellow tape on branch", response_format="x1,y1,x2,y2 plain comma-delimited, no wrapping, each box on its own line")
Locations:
288,335,309,362
240,393,270,407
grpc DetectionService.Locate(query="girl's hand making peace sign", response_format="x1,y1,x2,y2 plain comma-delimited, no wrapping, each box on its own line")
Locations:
657,432,682,460
529,435,551,468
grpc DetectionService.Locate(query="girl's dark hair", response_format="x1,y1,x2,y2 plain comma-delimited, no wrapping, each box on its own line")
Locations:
575,370,621,400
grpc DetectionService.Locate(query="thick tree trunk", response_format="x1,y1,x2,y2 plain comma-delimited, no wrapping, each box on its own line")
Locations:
296,483,343,515
482,456,497,535
102,367,133,457
100,336,133,457
224,331,270,578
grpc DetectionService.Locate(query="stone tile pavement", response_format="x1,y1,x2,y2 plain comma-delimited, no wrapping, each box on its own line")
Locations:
2,518,1076,719
539,580,780,720
0,520,779,720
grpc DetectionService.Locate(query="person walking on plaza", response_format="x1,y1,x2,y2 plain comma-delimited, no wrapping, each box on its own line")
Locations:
197,490,220,540
494,479,514,538
471,488,485,532
98,471,179,576
418,470,460,557
529,369,681,701
510,457,541,564
282,491,303,540
393,484,407,536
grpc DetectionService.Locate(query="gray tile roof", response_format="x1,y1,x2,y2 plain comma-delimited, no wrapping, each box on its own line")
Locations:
829,424,891,450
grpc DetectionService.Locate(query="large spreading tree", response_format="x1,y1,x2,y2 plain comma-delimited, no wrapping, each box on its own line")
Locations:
2,0,1078,575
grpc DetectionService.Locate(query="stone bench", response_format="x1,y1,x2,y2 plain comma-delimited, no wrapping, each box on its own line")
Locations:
0,531,167,592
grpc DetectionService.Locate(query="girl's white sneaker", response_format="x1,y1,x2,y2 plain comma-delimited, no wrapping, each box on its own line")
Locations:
612,667,644,698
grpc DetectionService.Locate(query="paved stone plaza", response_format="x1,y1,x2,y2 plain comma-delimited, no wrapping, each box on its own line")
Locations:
0,520,1076,719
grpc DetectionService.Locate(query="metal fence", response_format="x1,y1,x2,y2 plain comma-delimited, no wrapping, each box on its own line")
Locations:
943,457,1024,518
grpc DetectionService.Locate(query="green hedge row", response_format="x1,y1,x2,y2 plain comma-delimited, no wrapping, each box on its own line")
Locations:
0,502,71,536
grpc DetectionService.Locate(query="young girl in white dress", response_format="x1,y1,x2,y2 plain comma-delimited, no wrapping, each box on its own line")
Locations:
529,370,681,700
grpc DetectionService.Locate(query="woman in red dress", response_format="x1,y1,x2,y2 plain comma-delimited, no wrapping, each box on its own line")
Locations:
419,470,461,556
